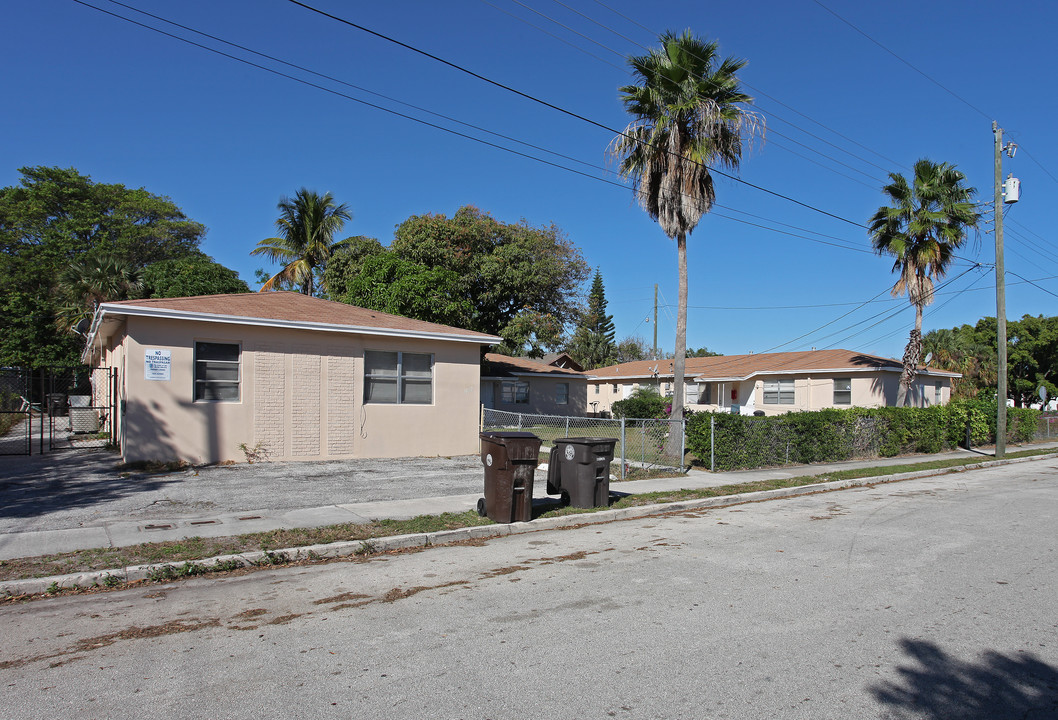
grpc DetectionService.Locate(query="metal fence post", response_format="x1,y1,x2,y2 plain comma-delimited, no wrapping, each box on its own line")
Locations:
680,418,686,472
518,412,523,430
565,416,569,437
621,418,626,480
710,415,715,472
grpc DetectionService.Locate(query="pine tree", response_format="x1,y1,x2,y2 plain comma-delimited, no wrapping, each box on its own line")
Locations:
570,269,617,369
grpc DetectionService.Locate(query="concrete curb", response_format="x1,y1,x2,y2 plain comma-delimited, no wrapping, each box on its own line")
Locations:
4,451,1056,598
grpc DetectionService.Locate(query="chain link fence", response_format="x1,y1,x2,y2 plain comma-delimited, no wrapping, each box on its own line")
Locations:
482,408,684,478
0,367,116,455
0,368,31,456
1038,416,1058,441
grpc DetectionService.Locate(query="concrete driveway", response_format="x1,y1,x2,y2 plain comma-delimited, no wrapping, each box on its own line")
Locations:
0,449,485,536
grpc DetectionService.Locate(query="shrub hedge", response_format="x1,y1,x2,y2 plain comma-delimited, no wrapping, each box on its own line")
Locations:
685,399,1040,471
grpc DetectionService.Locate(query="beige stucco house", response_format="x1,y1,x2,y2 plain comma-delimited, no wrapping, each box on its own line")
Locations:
81,292,500,464
587,349,960,416
480,353,587,416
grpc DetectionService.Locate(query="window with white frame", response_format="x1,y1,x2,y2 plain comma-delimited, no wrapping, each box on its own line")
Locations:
594,384,599,394
611,383,618,393
501,380,530,404
194,342,240,402
556,382,569,405
935,381,943,404
763,378,795,404
833,378,852,405
364,351,433,404
698,382,712,404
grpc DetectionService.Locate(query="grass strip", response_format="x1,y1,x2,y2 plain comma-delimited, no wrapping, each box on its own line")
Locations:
2,448,1053,584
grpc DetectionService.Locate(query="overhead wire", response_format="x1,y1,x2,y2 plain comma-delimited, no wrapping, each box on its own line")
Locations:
82,0,904,265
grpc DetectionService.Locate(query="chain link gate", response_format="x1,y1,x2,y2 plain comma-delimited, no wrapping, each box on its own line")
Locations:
0,368,32,456
0,367,117,455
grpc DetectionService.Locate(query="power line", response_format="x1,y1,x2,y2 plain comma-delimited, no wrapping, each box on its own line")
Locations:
284,0,875,229
586,0,905,170
1006,271,1058,300
81,0,894,269
810,0,993,122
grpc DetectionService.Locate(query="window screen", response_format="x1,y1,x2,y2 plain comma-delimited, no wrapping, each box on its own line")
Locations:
501,381,529,404
364,351,433,404
195,342,240,402
556,382,569,404
763,379,795,405
833,378,852,405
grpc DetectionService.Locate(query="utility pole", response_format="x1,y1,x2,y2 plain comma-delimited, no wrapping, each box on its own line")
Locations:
993,121,1009,458
653,283,658,361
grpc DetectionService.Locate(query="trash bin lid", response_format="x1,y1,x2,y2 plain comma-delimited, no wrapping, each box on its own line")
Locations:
480,431,540,443
556,437,618,446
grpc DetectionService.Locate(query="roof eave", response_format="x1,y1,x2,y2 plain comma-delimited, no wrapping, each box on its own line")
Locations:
96,303,502,345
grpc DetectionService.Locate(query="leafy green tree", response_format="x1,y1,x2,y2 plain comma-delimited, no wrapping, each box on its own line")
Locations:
390,205,588,346
687,347,722,357
320,235,387,299
1006,314,1058,407
139,254,250,299
329,253,473,328
611,30,761,444
0,166,206,366
252,188,353,295
869,159,979,406
569,269,617,369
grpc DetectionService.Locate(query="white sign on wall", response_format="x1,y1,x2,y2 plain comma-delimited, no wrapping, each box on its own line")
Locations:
145,348,171,381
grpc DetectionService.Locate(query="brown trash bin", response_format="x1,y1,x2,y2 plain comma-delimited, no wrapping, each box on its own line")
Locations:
478,431,542,523
545,437,618,509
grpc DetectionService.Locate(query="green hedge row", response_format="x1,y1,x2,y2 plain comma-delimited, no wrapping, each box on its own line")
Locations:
685,400,1041,472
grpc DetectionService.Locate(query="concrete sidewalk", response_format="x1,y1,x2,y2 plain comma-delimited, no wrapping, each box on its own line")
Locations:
1,442,1054,561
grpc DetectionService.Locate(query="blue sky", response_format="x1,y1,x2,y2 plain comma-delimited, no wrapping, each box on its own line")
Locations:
3,0,1056,359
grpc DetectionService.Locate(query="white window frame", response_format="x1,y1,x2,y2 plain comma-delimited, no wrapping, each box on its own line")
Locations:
556,382,569,405
363,350,434,405
935,381,943,404
833,378,852,406
501,380,530,404
763,379,795,405
194,341,240,402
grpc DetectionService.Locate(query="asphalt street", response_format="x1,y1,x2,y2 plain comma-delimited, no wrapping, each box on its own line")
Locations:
1,460,1056,719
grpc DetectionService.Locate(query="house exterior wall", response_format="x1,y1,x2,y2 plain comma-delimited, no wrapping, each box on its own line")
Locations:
488,376,587,416
588,372,953,416
114,316,482,464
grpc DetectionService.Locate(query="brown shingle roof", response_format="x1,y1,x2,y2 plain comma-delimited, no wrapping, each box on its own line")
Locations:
587,349,958,380
483,353,586,378
97,292,500,342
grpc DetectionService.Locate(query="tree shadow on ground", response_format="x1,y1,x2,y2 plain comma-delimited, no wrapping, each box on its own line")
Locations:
0,450,181,520
870,638,1058,719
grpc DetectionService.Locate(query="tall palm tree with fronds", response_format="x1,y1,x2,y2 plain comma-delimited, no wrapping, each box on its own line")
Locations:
253,188,353,295
610,30,761,454
869,159,979,406
56,247,142,333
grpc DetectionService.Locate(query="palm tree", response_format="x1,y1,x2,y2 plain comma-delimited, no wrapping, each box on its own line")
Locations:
610,30,761,455
56,247,142,333
869,159,979,406
252,188,353,295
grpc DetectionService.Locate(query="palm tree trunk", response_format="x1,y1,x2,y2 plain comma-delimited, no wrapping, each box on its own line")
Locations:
666,233,687,464
897,305,924,407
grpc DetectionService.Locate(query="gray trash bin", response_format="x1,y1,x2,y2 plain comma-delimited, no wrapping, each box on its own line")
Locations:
478,431,542,523
546,437,618,509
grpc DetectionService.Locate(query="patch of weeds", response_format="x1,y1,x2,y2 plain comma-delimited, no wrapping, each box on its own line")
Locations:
238,442,270,464
256,551,288,566
353,541,376,556
117,459,191,474
46,581,61,595
101,574,121,588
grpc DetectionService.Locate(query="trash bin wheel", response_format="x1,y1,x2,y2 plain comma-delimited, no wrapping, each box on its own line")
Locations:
560,490,571,507
476,497,487,517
